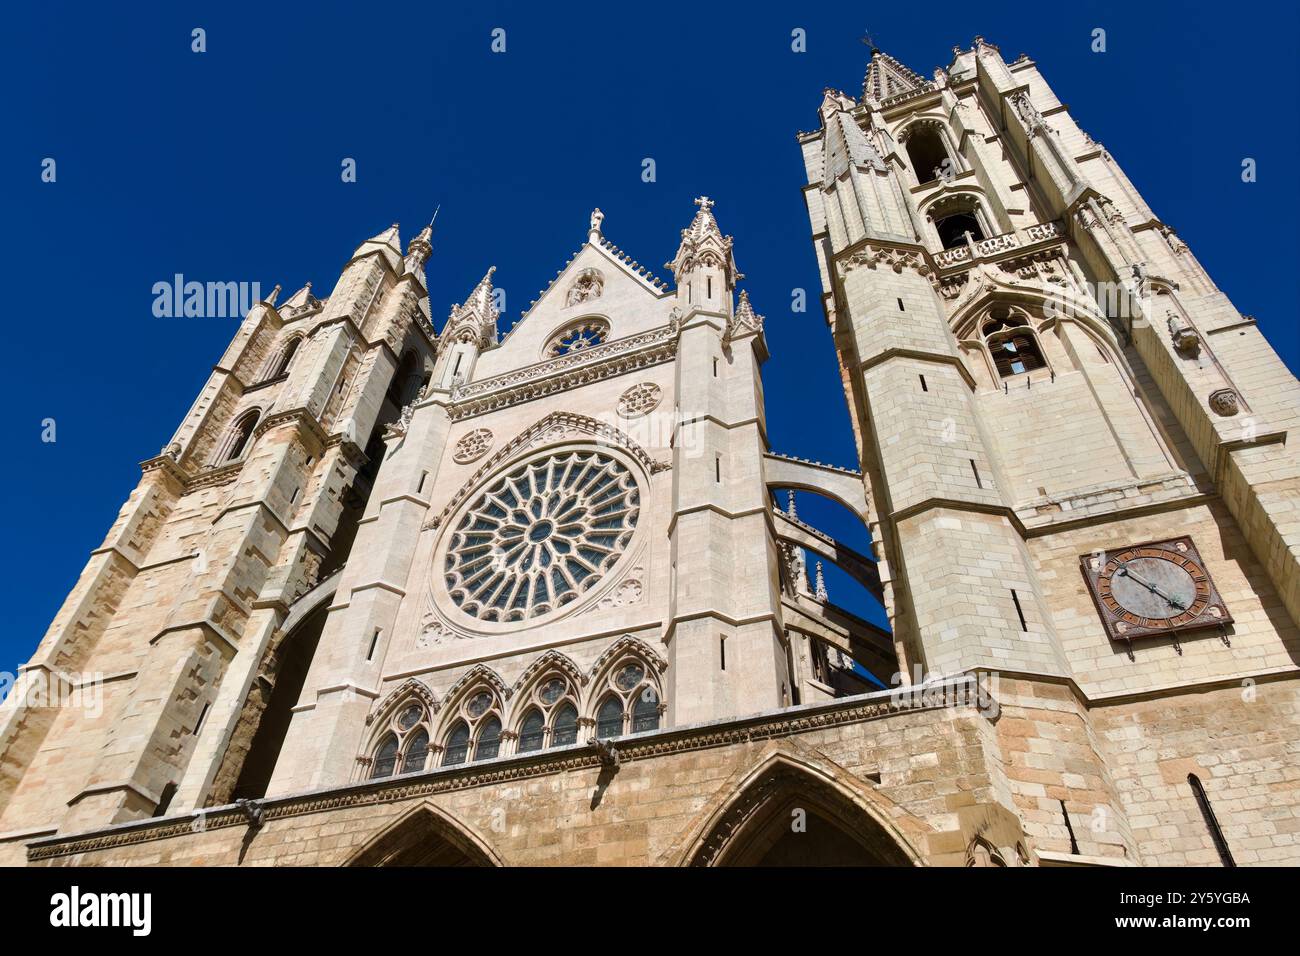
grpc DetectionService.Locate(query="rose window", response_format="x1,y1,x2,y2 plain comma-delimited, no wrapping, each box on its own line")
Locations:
547,319,609,357
444,451,640,622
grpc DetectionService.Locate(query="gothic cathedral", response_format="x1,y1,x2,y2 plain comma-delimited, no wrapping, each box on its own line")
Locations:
3,38,1297,867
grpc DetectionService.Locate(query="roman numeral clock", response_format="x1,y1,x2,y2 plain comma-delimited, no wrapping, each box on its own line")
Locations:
1080,537,1232,658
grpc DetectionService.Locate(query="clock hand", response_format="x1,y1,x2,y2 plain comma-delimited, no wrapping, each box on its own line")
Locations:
1117,565,1187,611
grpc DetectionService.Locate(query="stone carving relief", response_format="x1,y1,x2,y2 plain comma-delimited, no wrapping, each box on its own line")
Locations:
565,268,604,307
1167,312,1201,357
1208,388,1239,417
594,566,645,612
617,382,662,419
841,244,931,277
453,428,494,464
417,608,472,649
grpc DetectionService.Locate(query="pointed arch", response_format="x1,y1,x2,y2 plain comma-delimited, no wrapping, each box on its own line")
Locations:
433,664,510,766
668,747,927,867
214,408,263,464
511,649,588,697
586,634,667,737
438,664,511,722
367,677,441,730
587,634,667,686
259,334,303,383
344,802,504,867
509,650,586,752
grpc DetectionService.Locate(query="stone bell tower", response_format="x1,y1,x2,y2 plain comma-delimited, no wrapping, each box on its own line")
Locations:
797,39,1300,863
0,222,438,835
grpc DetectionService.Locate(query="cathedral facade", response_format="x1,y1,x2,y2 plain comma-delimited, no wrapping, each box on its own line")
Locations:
2,38,1297,867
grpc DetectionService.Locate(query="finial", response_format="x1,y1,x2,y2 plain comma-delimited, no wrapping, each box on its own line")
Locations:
265,284,281,306
787,490,798,519
814,562,828,602
694,196,714,212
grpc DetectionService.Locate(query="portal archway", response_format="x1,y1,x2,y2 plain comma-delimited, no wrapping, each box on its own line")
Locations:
345,804,503,867
679,751,925,866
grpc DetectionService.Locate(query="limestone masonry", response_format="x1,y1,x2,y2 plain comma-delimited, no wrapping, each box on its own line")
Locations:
2,38,1297,867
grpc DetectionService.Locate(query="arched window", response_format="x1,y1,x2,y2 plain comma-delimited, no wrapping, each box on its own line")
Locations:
631,687,660,734
371,735,399,779
367,698,434,780
903,123,952,185
400,729,429,774
589,644,665,739
440,684,503,767
474,716,502,761
264,336,301,381
552,702,579,746
387,350,419,407
981,307,1047,378
935,212,985,249
596,696,624,739
518,709,545,753
443,721,470,766
224,411,260,462
512,670,583,753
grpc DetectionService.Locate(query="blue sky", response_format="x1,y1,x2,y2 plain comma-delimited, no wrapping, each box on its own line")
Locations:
2,1,1296,673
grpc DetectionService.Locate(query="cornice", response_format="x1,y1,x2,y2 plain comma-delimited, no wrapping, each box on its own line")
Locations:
448,325,677,421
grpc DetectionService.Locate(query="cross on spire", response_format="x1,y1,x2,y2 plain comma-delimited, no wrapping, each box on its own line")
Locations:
694,196,714,212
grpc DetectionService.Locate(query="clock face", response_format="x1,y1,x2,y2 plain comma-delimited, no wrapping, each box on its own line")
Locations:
1081,537,1231,642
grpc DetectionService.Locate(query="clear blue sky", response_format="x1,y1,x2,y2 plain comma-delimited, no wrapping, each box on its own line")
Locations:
2,1,1296,673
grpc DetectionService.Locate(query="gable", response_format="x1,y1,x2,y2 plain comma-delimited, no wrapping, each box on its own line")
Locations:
472,238,674,378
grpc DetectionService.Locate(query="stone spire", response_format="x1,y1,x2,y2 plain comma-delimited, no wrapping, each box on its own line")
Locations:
732,290,764,337
445,266,499,347
861,49,931,104
404,225,433,276
814,561,828,602
667,197,742,283
787,490,798,520
822,109,886,184
405,206,439,276
667,197,742,316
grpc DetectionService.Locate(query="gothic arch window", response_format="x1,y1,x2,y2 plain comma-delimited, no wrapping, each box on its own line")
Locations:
387,350,421,407
589,654,663,738
219,410,260,463
513,673,581,753
257,335,302,383
545,317,609,357
440,686,504,767
900,120,955,186
443,721,471,766
936,212,985,249
981,306,1047,378
927,195,990,250
442,450,640,623
367,698,435,779
371,735,399,779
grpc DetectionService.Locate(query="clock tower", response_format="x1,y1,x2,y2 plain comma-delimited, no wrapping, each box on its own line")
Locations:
797,40,1300,863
